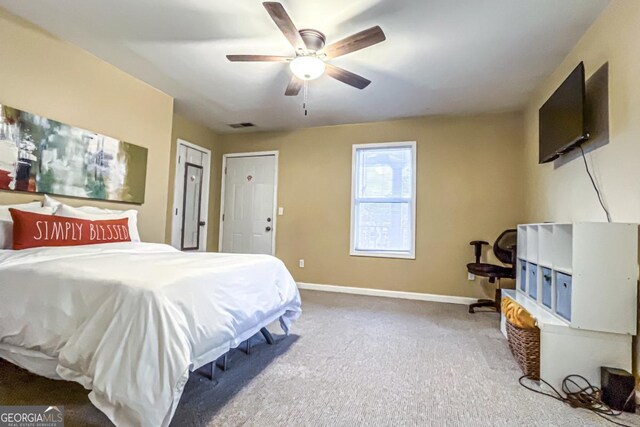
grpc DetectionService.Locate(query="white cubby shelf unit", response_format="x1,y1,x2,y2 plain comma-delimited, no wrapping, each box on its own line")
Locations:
503,222,638,391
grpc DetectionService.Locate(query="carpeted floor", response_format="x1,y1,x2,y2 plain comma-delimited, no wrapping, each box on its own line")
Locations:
1,289,639,426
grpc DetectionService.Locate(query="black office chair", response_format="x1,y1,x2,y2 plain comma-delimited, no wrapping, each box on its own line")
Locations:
467,229,517,313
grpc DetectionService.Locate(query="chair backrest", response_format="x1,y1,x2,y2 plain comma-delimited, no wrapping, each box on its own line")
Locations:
493,229,517,265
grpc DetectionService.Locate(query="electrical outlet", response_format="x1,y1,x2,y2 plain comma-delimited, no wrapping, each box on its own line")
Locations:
299,259,304,268
278,207,284,215
468,272,475,281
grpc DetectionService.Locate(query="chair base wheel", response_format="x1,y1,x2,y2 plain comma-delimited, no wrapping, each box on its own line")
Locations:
468,299,499,313
469,288,502,314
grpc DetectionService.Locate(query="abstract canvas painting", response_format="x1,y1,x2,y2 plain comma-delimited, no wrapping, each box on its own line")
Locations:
0,104,147,204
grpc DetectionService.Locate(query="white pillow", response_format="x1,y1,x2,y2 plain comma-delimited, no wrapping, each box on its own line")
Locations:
75,205,123,215
54,204,141,242
0,203,54,249
42,194,62,209
0,201,41,221
44,194,125,215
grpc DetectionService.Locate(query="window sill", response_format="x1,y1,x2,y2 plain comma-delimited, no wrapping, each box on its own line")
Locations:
350,250,415,260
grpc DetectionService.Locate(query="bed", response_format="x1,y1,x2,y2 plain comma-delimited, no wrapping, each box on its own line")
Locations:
0,242,302,427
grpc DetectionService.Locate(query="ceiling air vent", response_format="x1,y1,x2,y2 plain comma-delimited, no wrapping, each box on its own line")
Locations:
228,122,256,129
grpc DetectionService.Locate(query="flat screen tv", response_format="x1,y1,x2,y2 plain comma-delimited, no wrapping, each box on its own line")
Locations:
538,62,589,163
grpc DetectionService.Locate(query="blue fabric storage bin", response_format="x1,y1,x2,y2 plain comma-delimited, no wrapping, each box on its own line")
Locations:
541,267,552,308
519,262,527,292
528,262,538,300
555,272,572,321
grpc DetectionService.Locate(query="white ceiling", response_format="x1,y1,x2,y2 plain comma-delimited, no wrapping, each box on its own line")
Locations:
0,0,609,132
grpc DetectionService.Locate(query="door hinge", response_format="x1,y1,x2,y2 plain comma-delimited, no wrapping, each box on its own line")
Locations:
222,213,225,221
178,155,181,164
224,166,227,175
175,208,178,215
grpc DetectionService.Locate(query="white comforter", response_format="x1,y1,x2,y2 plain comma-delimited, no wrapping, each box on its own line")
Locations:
0,242,301,427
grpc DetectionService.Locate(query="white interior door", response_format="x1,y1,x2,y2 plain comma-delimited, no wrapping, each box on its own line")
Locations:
171,141,210,251
220,154,277,255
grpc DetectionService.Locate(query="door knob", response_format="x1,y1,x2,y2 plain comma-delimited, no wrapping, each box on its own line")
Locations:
266,226,272,232
267,217,272,222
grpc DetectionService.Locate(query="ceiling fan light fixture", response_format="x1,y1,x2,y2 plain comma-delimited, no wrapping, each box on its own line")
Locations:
226,3,386,95
289,56,325,80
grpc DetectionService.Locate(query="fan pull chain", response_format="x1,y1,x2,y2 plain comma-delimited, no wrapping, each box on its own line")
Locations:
303,80,309,116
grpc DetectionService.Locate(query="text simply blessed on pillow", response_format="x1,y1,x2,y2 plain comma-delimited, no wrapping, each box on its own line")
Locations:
9,209,131,250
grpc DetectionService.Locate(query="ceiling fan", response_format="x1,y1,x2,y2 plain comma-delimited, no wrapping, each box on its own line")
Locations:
226,2,386,97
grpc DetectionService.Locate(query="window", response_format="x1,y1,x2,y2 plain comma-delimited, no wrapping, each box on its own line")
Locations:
350,141,416,259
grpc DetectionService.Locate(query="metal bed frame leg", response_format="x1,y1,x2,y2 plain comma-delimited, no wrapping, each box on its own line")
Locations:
260,327,275,345
198,361,217,384
202,328,276,382
208,361,216,382
216,353,228,371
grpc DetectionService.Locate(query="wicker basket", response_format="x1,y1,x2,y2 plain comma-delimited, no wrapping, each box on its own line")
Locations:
506,318,540,379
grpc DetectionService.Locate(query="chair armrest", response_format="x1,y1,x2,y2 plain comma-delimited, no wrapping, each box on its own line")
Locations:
469,241,489,264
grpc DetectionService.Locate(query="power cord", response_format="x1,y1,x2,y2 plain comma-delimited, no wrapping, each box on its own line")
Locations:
519,374,634,426
579,145,611,222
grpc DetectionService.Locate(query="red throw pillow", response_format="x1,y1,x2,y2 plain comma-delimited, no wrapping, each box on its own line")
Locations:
9,208,132,250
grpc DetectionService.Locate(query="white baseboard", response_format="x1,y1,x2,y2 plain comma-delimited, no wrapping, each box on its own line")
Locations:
297,282,478,305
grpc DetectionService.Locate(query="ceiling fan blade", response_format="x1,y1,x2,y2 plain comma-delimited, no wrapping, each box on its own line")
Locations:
325,64,371,89
226,55,290,62
263,2,308,54
320,26,386,59
285,75,303,96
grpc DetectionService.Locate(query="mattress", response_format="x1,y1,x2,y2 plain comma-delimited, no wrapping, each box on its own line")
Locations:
0,242,301,427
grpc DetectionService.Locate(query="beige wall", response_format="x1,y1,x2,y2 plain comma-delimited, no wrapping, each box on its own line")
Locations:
166,113,220,248
218,113,525,298
523,1,640,224
522,1,640,375
0,9,174,243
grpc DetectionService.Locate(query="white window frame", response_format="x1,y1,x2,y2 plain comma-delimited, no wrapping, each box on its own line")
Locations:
350,141,417,260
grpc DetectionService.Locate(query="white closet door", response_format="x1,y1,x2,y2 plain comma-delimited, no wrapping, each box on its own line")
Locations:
172,142,210,251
